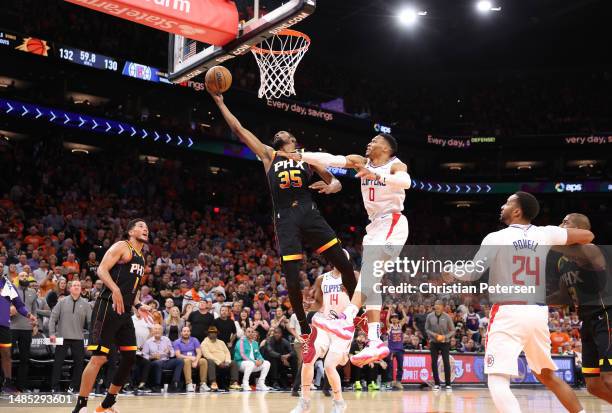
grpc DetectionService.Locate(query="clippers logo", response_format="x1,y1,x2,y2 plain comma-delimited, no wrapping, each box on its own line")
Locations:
555,182,583,193
486,354,495,367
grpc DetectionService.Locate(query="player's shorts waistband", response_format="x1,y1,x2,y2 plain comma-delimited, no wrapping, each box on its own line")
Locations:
369,211,404,222
494,301,547,306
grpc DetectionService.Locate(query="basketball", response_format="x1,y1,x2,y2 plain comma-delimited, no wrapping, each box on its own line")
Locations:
205,66,232,94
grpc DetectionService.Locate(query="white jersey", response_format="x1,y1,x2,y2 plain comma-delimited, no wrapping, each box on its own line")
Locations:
360,157,406,221
320,270,350,318
475,224,568,304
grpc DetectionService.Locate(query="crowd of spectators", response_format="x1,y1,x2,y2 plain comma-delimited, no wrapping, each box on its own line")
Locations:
2,0,612,137
0,136,591,394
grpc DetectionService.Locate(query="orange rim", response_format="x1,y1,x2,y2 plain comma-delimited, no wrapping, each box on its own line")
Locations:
251,29,311,56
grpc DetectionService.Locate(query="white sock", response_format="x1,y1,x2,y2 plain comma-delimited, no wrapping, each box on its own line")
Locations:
367,322,380,341
343,304,359,320
488,374,521,413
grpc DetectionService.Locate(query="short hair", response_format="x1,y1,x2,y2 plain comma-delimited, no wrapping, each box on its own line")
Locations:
126,218,145,236
379,133,398,155
567,213,591,230
514,191,540,221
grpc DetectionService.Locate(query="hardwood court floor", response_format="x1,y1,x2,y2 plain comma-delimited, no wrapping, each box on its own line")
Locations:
17,388,612,413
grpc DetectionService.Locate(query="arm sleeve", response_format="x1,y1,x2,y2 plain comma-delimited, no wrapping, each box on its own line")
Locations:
544,226,568,245
445,315,456,340
11,294,30,318
49,302,60,336
301,152,347,168
378,171,411,189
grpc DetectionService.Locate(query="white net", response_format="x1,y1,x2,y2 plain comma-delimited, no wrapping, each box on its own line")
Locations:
251,29,310,99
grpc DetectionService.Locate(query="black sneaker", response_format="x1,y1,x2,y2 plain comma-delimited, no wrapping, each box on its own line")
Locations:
168,382,181,393
136,384,152,394
150,386,162,394
2,379,20,394
291,389,300,397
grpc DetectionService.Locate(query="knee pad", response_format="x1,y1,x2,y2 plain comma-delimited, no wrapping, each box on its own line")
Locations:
112,350,136,387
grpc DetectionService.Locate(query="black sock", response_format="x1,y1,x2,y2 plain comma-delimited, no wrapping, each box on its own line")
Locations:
101,393,117,409
299,318,311,335
73,396,88,413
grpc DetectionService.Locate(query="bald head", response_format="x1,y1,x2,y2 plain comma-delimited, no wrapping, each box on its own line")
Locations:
561,213,591,230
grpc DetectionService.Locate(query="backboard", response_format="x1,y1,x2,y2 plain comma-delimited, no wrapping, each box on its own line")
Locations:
168,0,316,84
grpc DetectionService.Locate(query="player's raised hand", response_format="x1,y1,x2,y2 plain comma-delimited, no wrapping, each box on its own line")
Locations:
355,166,379,181
112,288,125,314
309,180,336,194
205,83,224,103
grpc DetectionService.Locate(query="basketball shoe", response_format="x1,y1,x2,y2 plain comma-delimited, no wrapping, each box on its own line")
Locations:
95,405,120,413
312,316,355,340
350,339,389,367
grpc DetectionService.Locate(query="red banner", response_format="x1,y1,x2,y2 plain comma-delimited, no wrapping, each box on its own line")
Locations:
64,0,238,45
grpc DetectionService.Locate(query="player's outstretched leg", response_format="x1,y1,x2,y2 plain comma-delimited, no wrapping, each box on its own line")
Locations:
533,369,585,413
324,352,347,413
488,374,522,413
348,276,388,366
320,244,357,300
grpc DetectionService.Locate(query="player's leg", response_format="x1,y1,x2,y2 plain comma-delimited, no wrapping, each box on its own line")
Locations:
0,326,15,392
487,374,522,413
580,310,612,402
291,329,329,413
277,211,310,334
585,376,612,403
524,306,584,413
98,317,138,412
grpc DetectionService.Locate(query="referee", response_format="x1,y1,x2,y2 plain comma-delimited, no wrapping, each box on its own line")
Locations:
425,300,455,391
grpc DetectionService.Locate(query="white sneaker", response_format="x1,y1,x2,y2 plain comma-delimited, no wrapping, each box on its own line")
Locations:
255,383,270,391
331,400,347,413
432,385,441,391
242,384,251,391
350,339,390,367
186,383,195,392
199,383,210,392
290,397,311,413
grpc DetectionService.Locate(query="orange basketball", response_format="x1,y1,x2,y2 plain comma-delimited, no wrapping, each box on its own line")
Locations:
205,66,232,94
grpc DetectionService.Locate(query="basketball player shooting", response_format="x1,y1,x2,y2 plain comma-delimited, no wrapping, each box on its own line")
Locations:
207,88,357,362
73,219,150,413
445,192,593,413
291,249,357,413
278,133,411,366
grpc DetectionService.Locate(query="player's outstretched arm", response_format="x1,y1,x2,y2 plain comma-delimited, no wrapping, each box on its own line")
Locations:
278,150,367,169
97,241,128,314
565,228,594,245
207,89,273,167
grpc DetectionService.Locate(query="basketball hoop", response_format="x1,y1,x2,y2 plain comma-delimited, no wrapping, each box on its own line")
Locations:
251,29,311,99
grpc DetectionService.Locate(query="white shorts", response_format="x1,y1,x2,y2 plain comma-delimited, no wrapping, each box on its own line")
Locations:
312,315,351,363
484,304,556,376
358,213,409,300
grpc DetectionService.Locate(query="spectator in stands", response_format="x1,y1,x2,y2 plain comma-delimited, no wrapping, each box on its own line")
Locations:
252,310,270,343
61,253,80,275
162,298,174,320
83,252,99,282
163,306,184,342
234,327,270,391
33,258,50,284
173,326,208,392
201,326,240,391
187,300,215,343
10,270,38,391
386,311,406,390
550,323,571,354
213,306,237,349
350,331,377,391
263,327,296,390
425,300,455,390
142,324,183,393
131,307,152,394
49,279,91,393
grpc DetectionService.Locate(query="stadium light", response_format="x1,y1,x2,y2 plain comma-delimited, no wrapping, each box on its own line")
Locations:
397,7,427,26
476,1,501,13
